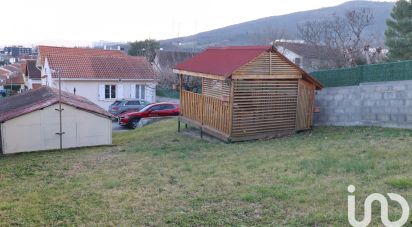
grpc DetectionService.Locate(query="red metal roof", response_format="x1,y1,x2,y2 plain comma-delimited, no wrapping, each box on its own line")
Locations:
174,46,323,89
0,86,113,122
175,46,271,77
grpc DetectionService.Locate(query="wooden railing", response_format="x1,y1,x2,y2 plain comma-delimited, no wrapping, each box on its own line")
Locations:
181,90,230,135
181,90,203,122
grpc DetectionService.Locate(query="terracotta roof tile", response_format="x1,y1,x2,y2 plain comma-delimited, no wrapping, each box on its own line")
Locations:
5,74,25,85
46,54,156,80
20,61,27,72
38,45,156,80
0,86,113,122
38,45,127,65
2,64,25,85
0,68,10,77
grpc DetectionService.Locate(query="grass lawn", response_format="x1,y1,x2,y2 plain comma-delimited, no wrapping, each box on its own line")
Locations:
1,120,412,226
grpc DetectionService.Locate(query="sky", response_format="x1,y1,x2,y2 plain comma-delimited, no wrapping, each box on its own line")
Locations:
1,0,396,47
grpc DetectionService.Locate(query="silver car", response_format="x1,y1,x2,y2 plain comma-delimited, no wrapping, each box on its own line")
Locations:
108,99,151,116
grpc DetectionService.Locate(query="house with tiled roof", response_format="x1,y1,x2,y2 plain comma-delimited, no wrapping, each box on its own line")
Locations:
23,60,42,89
37,46,157,110
1,63,26,93
274,41,336,72
0,68,9,90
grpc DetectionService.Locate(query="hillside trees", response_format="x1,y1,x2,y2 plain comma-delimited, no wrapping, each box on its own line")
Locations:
297,8,375,68
385,0,412,60
128,39,160,62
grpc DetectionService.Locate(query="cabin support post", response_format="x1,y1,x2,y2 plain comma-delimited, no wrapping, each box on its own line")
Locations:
200,78,204,139
178,74,182,133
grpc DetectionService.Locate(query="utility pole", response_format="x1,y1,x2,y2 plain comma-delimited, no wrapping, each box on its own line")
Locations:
58,69,63,150
52,69,64,150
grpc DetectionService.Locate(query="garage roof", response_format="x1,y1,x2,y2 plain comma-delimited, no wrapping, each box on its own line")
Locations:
0,87,114,122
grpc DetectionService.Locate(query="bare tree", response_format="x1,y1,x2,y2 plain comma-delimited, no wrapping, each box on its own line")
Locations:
297,8,375,69
252,26,287,45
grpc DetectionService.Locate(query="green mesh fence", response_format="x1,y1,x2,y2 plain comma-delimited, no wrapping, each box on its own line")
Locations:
311,60,412,87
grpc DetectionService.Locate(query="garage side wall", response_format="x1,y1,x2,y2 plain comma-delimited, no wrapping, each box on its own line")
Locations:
2,104,112,154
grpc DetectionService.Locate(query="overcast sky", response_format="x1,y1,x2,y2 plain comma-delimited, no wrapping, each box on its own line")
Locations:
1,0,395,47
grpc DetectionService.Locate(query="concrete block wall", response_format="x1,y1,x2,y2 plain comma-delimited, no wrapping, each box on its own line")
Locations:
314,80,412,129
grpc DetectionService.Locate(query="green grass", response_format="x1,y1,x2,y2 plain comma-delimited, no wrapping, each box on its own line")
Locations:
1,120,412,226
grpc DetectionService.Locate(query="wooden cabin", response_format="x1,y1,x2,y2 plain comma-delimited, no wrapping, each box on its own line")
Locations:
173,46,322,142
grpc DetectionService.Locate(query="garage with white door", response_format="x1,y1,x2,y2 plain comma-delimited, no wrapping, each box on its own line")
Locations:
0,86,113,154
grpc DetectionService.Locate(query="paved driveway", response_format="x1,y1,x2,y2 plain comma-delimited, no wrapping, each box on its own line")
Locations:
112,117,177,132
112,96,179,132
112,121,128,131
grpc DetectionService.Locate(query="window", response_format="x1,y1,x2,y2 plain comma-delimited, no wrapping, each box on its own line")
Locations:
136,85,146,100
112,101,122,106
162,104,175,110
125,100,140,106
150,105,162,111
105,85,116,99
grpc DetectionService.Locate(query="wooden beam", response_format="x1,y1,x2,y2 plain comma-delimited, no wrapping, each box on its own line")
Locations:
173,69,226,81
179,74,182,100
177,118,181,132
232,74,302,80
229,79,234,137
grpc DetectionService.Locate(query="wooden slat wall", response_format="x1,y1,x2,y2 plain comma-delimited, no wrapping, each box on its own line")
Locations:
203,96,230,135
296,80,316,130
181,90,202,123
231,79,299,138
234,51,301,76
180,90,230,135
202,79,230,99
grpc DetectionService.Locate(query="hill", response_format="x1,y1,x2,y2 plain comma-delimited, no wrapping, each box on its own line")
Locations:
161,1,395,51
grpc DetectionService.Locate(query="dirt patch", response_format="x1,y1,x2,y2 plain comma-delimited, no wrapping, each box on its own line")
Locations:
180,127,223,144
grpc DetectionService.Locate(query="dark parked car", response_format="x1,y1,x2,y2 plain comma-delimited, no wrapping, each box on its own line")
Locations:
118,103,180,129
108,99,151,116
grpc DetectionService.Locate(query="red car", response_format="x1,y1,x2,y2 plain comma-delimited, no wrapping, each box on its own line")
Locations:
118,102,180,129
